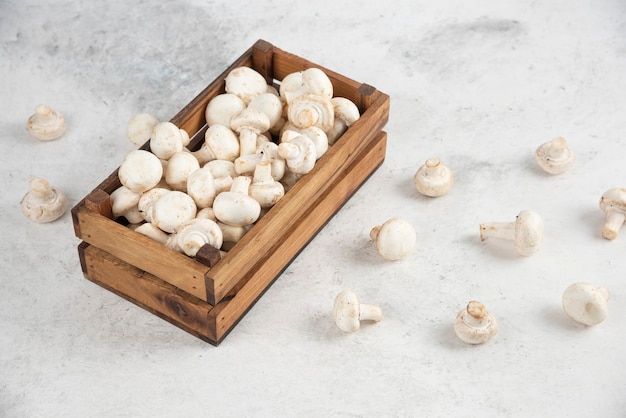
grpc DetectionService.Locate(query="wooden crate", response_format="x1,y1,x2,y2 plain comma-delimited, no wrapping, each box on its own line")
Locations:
72,39,390,345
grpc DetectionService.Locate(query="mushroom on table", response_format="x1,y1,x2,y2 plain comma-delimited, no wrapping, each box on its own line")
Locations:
479,209,544,256
333,290,382,333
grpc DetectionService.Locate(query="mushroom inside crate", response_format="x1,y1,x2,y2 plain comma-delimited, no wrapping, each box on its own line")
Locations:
110,65,361,258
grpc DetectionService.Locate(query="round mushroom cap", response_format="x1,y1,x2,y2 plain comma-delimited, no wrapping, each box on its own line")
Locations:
126,113,159,147
150,122,185,160
333,290,361,332
514,210,544,256
151,190,197,233
118,150,163,193
370,218,416,261
599,188,626,214
562,282,610,326
230,107,271,135
225,66,268,105
20,177,68,223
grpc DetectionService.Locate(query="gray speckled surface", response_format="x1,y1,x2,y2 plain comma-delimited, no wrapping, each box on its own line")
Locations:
2,1,626,416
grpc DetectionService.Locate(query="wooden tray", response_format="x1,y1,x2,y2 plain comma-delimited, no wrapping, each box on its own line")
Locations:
72,39,389,345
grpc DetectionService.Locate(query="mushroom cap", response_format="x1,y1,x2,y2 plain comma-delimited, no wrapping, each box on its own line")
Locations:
413,158,454,197
151,190,197,233
150,122,185,160
454,301,498,344
224,66,268,105
118,150,163,193
562,282,610,326
331,97,360,126
27,104,65,141
20,177,68,223
333,290,361,332
230,107,271,135
126,113,159,147
213,177,261,227
187,167,217,209
287,93,334,132
277,135,317,175
249,161,285,208
370,218,416,261
535,137,575,174
176,218,224,257
514,209,544,256
164,151,200,192
599,188,626,214
110,186,143,224
248,93,283,128
137,187,170,223
205,93,246,127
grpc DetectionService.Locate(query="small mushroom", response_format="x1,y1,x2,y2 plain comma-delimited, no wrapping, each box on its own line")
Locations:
151,190,197,233
369,218,416,261
26,104,65,141
277,134,317,175
134,222,169,245
333,290,382,333
205,160,236,194
193,124,240,164
110,186,143,224
280,68,333,105
282,127,328,161
205,93,246,127
213,176,261,227
186,166,217,209
327,97,360,145
175,218,223,257
137,187,170,223
599,188,626,240
150,122,186,160
247,92,283,129
249,161,285,208
126,113,159,147
287,93,334,132
224,66,268,105
535,137,575,174
164,151,200,192
20,177,68,223
562,282,610,326
479,209,544,256
230,108,271,156
454,301,498,344
413,158,454,197
118,150,164,194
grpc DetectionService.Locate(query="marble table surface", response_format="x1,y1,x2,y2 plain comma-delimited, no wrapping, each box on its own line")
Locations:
2,0,626,416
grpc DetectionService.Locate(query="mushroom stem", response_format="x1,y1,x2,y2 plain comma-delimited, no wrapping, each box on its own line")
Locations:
547,137,568,158
479,221,515,241
230,176,252,195
369,225,381,241
239,129,257,156
424,158,442,176
360,304,383,322
462,301,488,328
602,211,625,240
29,178,55,201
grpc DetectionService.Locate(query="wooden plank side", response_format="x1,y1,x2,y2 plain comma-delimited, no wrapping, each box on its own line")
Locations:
80,243,217,344
211,131,388,343
75,206,210,301
205,91,390,304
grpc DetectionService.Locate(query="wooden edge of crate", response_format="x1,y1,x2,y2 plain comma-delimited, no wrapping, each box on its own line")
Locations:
210,130,388,343
78,130,387,346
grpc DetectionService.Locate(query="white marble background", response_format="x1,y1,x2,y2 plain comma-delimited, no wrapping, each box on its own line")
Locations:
1,0,626,416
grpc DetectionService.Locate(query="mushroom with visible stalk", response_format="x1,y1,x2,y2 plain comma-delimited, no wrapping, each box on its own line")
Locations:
327,97,360,145
118,150,164,194
164,151,200,192
20,177,68,223
562,282,610,326
333,290,382,333
26,104,65,141
224,66,268,105
205,93,246,127
370,218,416,261
282,127,328,161
150,122,186,160
151,190,197,233
413,158,454,197
280,68,333,105
454,301,498,344
174,218,223,257
249,161,285,208
110,186,143,224
213,176,261,227
193,124,240,164
479,209,544,256
277,134,317,175
137,187,170,223
134,222,169,245
126,113,159,147
287,93,334,132
599,188,626,240
230,108,271,156
535,137,575,174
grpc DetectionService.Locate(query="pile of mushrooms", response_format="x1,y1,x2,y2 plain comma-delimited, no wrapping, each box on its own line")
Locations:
115,66,360,258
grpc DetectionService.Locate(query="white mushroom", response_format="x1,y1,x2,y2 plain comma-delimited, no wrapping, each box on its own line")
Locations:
118,150,163,194
277,134,317,175
287,93,334,132
479,209,544,256
248,92,283,129
164,151,200,192
193,124,240,164
599,188,626,240
218,222,250,251
110,186,143,224
369,218,416,261
562,282,610,326
280,68,333,104
282,126,328,161
230,108,271,156
137,187,170,223
249,161,285,208
126,113,159,147
213,176,261,227
134,222,169,245
327,97,360,145
175,218,223,257
20,177,68,223
26,104,65,141
186,166,217,209
205,159,236,194
535,137,575,174
196,207,216,221
454,301,498,344
205,93,246,127
150,122,186,160
224,66,268,105
151,190,197,233
333,290,382,333
413,158,454,197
